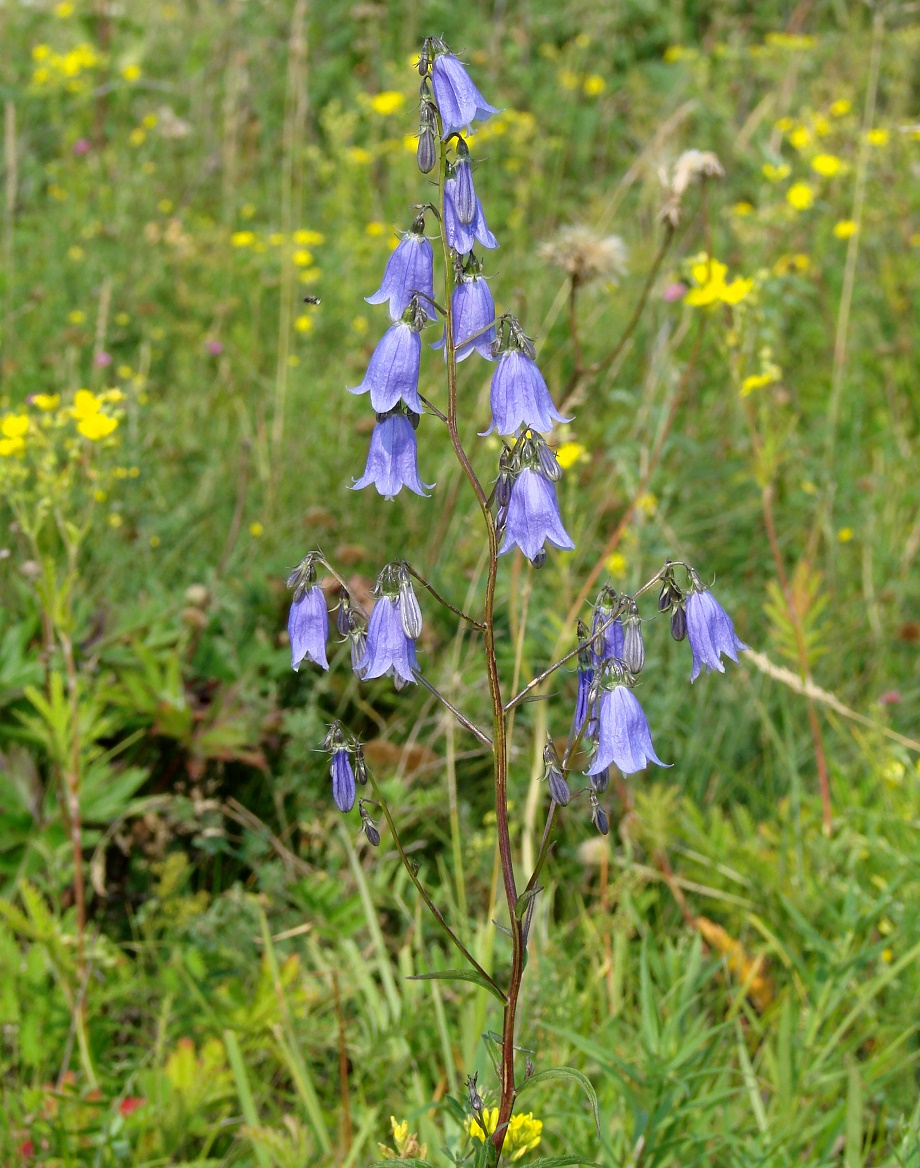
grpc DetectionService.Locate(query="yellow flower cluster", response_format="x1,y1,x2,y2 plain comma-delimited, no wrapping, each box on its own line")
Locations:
684,256,753,307
376,1116,427,1161
466,1108,543,1160
0,414,29,457
71,390,119,440
31,41,99,88
230,227,324,282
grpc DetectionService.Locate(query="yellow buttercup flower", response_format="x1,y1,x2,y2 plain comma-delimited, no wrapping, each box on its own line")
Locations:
370,91,405,116
773,253,810,275
684,256,753,307
583,74,606,96
837,527,854,543
1,415,29,440
293,249,314,265
71,389,103,419
364,222,385,238
762,163,790,183
833,220,857,239
293,229,324,246
605,551,628,579
249,521,264,537
68,309,86,325
231,230,255,248
555,441,588,470
78,413,118,440
32,394,60,411
786,182,814,210
788,126,811,150
741,372,774,395
294,314,314,333
829,99,851,117
0,437,25,456
348,146,372,165
811,153,842,177
865,128,889,146
732,201,754,215
122,64,141,82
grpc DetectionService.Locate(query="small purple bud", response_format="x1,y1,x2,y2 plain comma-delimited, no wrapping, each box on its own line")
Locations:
546,764,570,807
453,144,476,225
417,126,437,174
622,609,645,674
590,767,610,794
536,441,562,483
591,799,609,836
398,573,423,639
330,749,356,813
671,606,687,642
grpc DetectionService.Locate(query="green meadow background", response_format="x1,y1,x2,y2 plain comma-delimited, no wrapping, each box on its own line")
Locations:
0,0,919,1163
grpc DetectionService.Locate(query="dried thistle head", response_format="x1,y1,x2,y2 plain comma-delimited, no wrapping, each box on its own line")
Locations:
538,225,628,286
660,150,725,226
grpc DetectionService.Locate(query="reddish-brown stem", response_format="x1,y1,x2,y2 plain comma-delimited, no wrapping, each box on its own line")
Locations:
437,134,522,1158
332,972,353,1153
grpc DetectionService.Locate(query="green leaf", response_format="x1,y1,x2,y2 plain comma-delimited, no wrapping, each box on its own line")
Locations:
407,969,506,1004
516,1067,601,1136
514,884,543,919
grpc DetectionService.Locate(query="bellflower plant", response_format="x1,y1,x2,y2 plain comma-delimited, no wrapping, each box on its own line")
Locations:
283,38,747,1164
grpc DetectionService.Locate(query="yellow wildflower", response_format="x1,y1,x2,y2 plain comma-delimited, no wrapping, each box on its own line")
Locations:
249,521,264,537
122,64,141,82
149,535,161,548
67,245,85,261
108,513,123,528
773,253,810,275
583,74,606,96
741,372,774,395
299,268,321,283
637,491,658,517
348,146,372,165
240,202,255,219
294,314,314,333
466,1109,543,1160
370,91,405,115
663,45,697,63
765,32,815,50
293,229,324,246
605,551,628,579
833,220,857,239
684,256,753,307
32,44,51,61
813,114,831,137
117,365,133,379
364,222,385,238
378,1116,427,1161
71,389,103,419
575,33,590,48
351,316,368,334
837,527,854,543
788,126,811,150
555,441,588,470
811,153,842,177
231,230,255,248
1,415,29,440
786,182,814,210
732,201,754,215
55,1,75,15
829,99,851,117
865,128,889,146
774,116,794,133
762,162,790,182
0,437,25,457
114,312,130,326
287,354,299,367
293,248,314,265
128,128,146,147
78,413,118,440
32,394,60,411
67,309,86,325
402,134,417,152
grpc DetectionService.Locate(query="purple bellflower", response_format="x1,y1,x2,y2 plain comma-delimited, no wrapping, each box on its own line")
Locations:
348,318,423,414
330,749,357,812
685,581,749,682
587,683,668,777
431,52,500,139
499,467,575,562
352,410,433,500
591,588,625,666
483,351,571,436
288,584,329,671
358,594,418,684
444,174,497,255
432,270,496,361
365,218,435,321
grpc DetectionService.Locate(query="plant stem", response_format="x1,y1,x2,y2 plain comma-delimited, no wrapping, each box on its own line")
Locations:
413,671,492,747
436,133,522,1157
404,562,486,629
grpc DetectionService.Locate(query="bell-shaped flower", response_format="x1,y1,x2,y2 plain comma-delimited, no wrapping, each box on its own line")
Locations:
358,595,418,684
365,228,435,321
432,273,495,361
348,320,423,414
330,749,356,812
431,52,500,138
352,412,433,500
444,175,497,255
587,684,667,777
453,155,476,224
483,351,571,436
591,608,625,666
499,467,575,562
288,585,329,671
686,585,748,682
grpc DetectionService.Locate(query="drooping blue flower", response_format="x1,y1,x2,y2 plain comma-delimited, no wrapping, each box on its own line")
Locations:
483,351,571,436
431,52,500,138
330,749,357,812
352,413,433,500
587,685,667,777
431,272,495,361
453,154,476,224
365,229,435,320
499,467,575,562
288,585,329,671
348,321,423,414
574,665,595,734
685,586,749,682
358,595,418,684
444,175,497,255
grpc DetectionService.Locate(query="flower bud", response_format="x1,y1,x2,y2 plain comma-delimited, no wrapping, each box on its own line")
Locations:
353,744,368,786
670,605,687,642
531,547,547,569
590,766,609,794
417,126,437,174
364,820,381,847
622,608,645,674
590,794,609,836
495,469,513,508
336,587,352,636
536,440,562,483
547,764,570,806
398,573,423,638
453,139,476,225
350,629,368,676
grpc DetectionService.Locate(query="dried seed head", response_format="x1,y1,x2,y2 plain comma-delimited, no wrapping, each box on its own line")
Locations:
539,224,628,286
